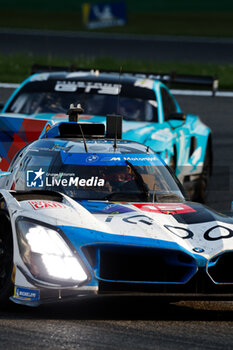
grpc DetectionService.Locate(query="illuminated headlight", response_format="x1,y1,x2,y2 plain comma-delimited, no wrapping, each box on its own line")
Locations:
16,219,88,284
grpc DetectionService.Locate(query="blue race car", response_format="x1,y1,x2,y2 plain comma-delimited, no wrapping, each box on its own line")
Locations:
0,113,232,307
0,68,215,202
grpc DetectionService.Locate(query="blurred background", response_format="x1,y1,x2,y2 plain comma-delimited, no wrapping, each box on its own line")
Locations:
0,0,233,37
0,0,233,86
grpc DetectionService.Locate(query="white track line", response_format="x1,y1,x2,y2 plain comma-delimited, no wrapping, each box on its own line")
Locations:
0,83,19,88
1,82,233,97
171,89,233,97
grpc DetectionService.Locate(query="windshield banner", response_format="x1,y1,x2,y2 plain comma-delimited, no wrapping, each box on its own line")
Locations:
61,153,164,166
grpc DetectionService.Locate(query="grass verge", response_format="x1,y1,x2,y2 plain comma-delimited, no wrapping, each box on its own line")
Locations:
1,11,233,38
0,54,233,90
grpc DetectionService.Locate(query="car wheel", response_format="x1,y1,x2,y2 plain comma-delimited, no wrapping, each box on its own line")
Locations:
192,145,211,203
0,211,14,306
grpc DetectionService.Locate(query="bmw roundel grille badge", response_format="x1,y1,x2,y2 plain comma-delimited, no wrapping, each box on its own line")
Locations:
193,247,205,253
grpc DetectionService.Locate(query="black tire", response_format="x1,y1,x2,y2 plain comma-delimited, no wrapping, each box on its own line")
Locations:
191,145,211,203
0,211,14,306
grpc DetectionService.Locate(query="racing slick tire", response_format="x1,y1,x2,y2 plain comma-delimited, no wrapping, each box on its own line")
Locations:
0,211,14,307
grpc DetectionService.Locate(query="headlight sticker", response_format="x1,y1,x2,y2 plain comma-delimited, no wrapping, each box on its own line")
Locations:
204,225,233,241
164,225,194,239
164,224,233,242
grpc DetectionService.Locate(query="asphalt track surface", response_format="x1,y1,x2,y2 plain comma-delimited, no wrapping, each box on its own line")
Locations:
0,29,233,348
1,28,233,63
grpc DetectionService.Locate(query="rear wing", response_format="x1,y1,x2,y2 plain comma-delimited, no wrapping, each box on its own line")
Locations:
31,64,219,96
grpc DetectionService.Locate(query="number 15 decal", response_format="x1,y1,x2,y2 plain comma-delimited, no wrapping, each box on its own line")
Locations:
133,204,196,215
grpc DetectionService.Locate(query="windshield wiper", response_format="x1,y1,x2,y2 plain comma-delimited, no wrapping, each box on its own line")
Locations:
155,192,184,203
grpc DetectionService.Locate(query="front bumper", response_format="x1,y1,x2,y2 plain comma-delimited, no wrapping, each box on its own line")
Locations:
11,265,233,307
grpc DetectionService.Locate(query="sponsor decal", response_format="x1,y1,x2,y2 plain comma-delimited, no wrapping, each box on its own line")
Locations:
134,79,154,90
79,116,92,120
54,80,121,95
14,286,40,301
133,203,196,215
110,156,159,162
51,144,70,151
80,201,135,214
123,214,154,226
28,200,67,210
86,155,99,163
103,204,135,214
61,153,163,166
51,113,67,119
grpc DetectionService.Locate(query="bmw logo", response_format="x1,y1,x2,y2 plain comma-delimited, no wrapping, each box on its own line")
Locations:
193,247,205,253
86,155,99,163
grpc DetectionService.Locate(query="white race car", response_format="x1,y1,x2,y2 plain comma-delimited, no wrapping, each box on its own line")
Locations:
0,116,232,307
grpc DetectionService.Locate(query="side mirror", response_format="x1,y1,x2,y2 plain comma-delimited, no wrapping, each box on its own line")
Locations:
167,112,186,121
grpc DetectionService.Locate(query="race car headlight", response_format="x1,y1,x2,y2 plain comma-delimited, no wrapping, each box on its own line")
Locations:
16,219,88,284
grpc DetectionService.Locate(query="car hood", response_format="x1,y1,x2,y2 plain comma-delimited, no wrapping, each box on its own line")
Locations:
10,194,233,263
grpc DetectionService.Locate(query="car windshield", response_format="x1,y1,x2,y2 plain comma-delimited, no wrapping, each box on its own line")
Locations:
19,154,185,202
6,82,158,122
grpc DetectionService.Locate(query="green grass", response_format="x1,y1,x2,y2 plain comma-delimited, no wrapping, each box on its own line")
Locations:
1,10,233,37
0,54,233,90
